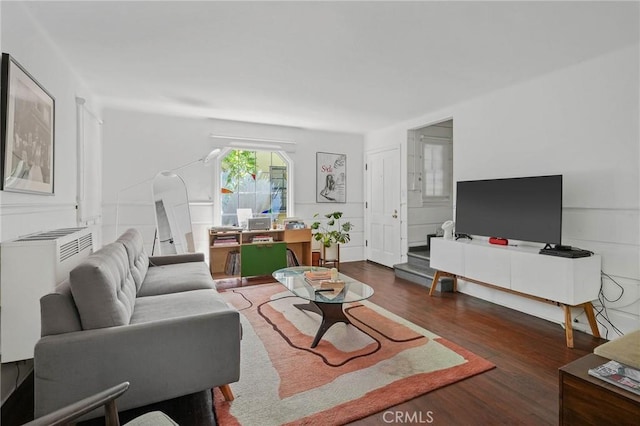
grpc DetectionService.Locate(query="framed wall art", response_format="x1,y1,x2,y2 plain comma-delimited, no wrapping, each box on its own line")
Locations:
1,53,55,194
316,152,346,203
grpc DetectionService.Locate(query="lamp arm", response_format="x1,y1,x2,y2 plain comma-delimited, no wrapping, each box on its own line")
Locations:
115,148,219,236
162,147,220,173
167,158,203,174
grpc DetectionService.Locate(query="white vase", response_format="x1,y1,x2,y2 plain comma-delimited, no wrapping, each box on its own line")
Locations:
324,243,339,261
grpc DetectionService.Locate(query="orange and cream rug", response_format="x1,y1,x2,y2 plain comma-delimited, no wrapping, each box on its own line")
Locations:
215,284,494,425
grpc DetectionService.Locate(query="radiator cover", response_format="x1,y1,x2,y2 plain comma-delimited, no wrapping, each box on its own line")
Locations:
1,227,94,362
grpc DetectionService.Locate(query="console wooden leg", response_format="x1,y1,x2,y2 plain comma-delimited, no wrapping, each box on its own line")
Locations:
219,384,234,401
563,305,574,348
583,302,601,338
429,271,457,296
429,271,443,296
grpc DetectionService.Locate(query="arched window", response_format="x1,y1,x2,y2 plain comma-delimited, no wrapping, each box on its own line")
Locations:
216,149,293,226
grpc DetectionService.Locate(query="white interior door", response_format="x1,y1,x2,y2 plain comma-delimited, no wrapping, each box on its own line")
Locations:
366,148,401,267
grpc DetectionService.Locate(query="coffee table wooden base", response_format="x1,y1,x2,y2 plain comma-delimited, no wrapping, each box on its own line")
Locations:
294,301,351,348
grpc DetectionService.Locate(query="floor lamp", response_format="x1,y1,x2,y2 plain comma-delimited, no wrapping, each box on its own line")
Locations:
115,148,221,237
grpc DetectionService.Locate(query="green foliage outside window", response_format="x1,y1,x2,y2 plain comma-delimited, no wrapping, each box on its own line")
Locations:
221,150,256,191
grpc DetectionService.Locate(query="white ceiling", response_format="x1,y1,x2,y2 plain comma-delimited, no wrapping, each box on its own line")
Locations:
19,1,640,134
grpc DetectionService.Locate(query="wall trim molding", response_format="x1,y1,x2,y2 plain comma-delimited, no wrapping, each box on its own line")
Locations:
0,203,76,215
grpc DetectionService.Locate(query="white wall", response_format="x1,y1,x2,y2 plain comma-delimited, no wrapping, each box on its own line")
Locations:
0,1,101,403
0,2,90,241
101,109,365,261
366,44,640,338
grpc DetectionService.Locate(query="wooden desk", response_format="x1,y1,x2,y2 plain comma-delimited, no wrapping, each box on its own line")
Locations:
559,354,640,425
209,228,311,278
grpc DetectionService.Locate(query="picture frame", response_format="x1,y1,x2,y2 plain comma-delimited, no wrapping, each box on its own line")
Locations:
1,53,55,194
316,152,346,203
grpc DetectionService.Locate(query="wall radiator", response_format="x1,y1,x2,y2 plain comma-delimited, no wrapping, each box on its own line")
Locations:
1,227,94,363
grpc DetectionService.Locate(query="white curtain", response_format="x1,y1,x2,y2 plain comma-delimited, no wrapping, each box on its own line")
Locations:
76,97,103,225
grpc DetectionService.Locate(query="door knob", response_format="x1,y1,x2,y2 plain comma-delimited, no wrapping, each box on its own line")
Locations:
392,209,398,219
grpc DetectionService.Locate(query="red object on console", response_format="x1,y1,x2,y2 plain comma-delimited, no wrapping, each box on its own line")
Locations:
489,237,509,245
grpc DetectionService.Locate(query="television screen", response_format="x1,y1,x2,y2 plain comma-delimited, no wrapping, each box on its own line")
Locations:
455,175,562,245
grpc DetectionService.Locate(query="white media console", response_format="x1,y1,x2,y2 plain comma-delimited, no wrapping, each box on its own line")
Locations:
429,237,602,348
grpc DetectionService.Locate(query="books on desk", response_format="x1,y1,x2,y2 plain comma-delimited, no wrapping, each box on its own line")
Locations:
588,360,640,395
213,235,239,246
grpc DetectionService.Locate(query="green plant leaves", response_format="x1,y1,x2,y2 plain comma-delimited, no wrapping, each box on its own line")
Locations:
311,211,352,247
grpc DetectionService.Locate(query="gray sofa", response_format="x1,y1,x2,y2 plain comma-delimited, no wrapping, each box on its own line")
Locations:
34,228,241,419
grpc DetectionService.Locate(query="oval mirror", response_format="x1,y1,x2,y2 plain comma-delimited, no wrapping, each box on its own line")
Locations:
152,171,195,254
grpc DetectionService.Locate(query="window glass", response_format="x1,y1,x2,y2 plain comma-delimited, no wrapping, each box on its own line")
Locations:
422,140,451,200
220,150,288,226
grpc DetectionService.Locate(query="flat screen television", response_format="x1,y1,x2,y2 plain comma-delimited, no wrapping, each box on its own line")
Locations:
455,175,562,245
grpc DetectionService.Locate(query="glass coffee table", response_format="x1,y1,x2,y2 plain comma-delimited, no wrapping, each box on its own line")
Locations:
273,266,374,348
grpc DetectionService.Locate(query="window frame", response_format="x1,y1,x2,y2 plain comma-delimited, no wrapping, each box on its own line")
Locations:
213,147,294,225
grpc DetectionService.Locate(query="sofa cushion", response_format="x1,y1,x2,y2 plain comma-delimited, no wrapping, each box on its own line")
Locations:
131,289,230,324
137,262,216,297
40,279,82,336
117,228,149,291
70,242,137,330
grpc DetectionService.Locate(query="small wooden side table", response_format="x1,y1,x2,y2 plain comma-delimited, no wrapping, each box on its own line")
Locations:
559,353,640,425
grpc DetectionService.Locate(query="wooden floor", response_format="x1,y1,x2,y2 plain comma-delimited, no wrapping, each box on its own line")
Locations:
3,261,604,425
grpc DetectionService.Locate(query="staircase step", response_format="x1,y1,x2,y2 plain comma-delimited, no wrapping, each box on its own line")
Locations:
407,250,430,269
393,261,454,292
393,262,435,287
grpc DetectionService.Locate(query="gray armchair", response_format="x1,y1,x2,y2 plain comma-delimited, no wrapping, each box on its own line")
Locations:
23,382,177,426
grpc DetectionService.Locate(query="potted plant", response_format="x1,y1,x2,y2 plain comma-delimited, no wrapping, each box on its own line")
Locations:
310,211,352,247
311,212,353,268
310,212,352,268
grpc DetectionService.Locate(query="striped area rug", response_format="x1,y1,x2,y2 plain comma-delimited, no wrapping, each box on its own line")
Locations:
215,283,494,425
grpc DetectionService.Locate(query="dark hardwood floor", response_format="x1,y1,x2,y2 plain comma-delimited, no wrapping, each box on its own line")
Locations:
342,261,603,425
2,261,604,425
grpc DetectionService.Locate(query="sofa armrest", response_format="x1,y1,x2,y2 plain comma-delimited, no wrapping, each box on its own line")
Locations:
34,309,240,418
148,252,204,266
593,329,640,369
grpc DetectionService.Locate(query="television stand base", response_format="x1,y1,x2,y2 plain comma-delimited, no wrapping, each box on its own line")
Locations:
429,270,601,348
